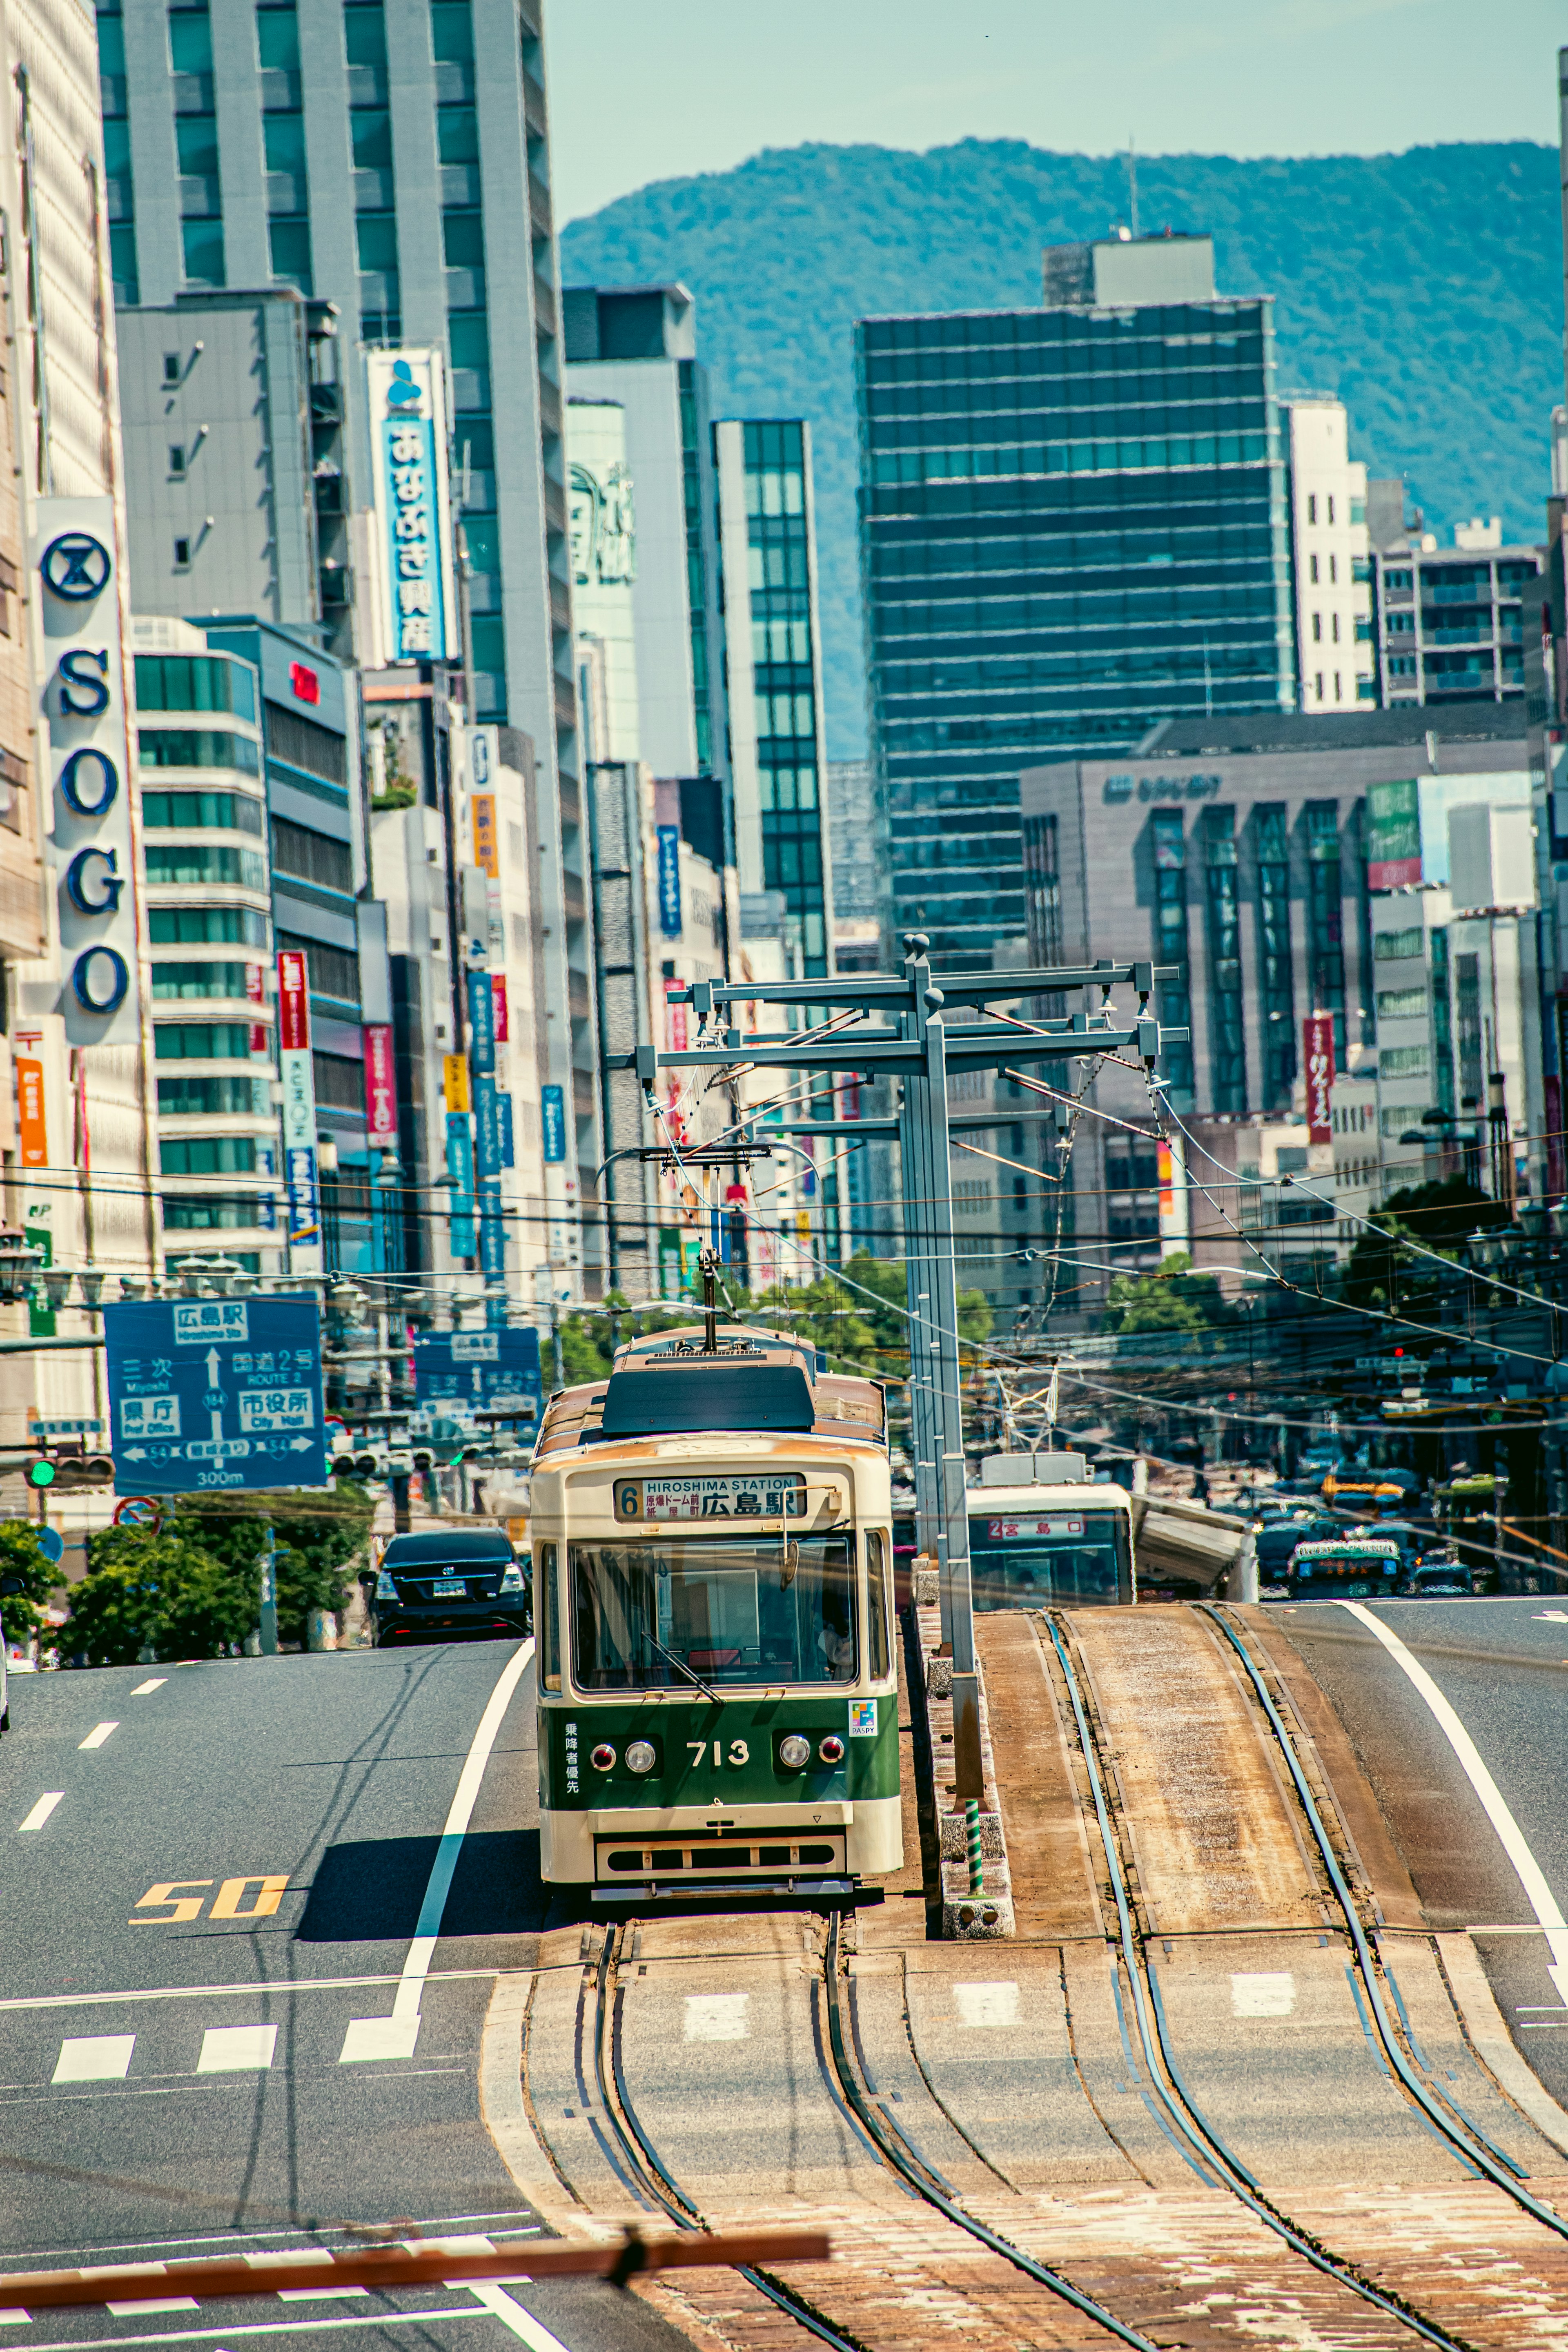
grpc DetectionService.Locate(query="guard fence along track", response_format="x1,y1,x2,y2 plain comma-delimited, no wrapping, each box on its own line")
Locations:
591,1918,1165,2352
586,1924,867,2352
1044,1612,1480,2352
1199,1601,1568,2241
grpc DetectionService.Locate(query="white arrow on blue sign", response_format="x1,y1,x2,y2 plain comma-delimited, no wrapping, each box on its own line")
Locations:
103,1296,328,1494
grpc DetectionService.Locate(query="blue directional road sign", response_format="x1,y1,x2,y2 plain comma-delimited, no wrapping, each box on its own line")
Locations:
104,1296,327,1494
413,1326,543,1421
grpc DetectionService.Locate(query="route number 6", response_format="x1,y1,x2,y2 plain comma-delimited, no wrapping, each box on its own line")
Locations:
687,1740,748,1768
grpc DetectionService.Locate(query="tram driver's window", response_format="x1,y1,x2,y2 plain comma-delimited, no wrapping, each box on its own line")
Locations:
865,1530,891,1681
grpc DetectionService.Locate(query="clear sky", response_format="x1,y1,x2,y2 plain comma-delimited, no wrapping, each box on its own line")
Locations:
548,0,1562,225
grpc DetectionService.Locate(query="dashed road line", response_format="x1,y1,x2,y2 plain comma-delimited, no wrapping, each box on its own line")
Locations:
78,1724,118,1751
17,1795,62,1834
195,2025,277,2075
51,2037,135,2085
131,1680,166,1696
0,1967,509,2015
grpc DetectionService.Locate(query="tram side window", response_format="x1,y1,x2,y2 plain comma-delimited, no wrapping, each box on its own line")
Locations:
865,1529,891,1681
570,1533,858,1688
537,1543,561,1690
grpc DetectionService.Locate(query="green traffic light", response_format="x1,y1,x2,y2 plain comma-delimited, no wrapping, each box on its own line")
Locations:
28,1459,55,1488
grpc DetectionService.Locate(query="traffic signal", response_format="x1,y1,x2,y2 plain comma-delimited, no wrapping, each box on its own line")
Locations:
29,1452,115,1492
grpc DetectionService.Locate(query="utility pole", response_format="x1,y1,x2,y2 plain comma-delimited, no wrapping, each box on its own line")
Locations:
258,1526,278,1656
633,940,1182,1802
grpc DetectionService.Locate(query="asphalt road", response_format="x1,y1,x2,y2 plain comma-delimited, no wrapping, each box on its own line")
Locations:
1268,1595,1568,2107
0,1642,688,2352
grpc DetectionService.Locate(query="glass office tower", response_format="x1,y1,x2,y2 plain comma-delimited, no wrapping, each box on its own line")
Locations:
855,235,1296,966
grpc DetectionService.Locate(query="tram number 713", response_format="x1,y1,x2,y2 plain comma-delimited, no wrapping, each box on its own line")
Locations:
689,1739,749,1768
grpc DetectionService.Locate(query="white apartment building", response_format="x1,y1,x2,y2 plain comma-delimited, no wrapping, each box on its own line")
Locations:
1284,399,1376,713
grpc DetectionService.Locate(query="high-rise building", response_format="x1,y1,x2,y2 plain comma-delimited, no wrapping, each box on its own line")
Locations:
118,288,345,634
97,0,593,1292
1281,397,1376,713
855,232,1295,967
1372,529,1542,708
562,284,728,793
714,419,833,976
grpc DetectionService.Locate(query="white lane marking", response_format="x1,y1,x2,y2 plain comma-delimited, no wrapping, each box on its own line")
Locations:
1231,1971,1296,2017
953,1981,1019,2029
276,2288,370,2302
684,1992,749,2042
52,2036,134,2085
339,2018,419,2064
9,2309,486,2350
195,2025,277,2074
341,1638,533,2063
0,1966,506,2015
1341,1599,1568,2001
132,1679,167,1695
0,2311,26,2325
463,2282,569,2350
17,1796,62,1834
78,1723,118,1751
1532,1611,1568,1623
106,2302,197,2318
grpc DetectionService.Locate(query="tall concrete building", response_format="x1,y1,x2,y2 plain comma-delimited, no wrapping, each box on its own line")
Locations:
855,231,1295,967
1372,530,1542,710
714,419,832,976
1281,397,1376,713
96,0,596,1294
562,285,728,802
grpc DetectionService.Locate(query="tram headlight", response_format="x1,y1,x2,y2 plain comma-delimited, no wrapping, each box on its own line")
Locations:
590,1742,617,1771
817,1734,845,1765
777,1733,811,1771
625,1739,657,1775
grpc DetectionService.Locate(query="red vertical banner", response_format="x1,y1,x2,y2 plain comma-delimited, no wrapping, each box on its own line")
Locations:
246,963,267,1054
491,973,508,1043
276,950,311,1051
1303,1013,1335,1143
363,1023,398,1148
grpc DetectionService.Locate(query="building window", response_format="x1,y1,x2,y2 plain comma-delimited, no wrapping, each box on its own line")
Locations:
1150,810,1194,1111
138,727,260,774
1255,804,1295,1111
1202,806,1245,1114
145,843,267,890
1309,552,1319,584
151,960,254,999
1456,950,1483,1109
154,1021,254,1060
1311,612,1321,642
1327,495,1336,524
1331,613,1340,643
1330,553,1338,584
1307,495,1317,525
169,445,187,478
149,904,269,947
161,1134,258,1174
1334,671,1342,700
276,930,361,1006
1304,800,1346,1067
157,1074,270,1117
1430,927,1454,1117
142,789,263,833
1314,671,1323,701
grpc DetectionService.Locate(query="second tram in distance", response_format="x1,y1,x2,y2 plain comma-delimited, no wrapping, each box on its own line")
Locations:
530,1318,901,1900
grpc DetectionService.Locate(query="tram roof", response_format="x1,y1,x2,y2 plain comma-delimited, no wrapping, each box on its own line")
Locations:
609,1323,817,1379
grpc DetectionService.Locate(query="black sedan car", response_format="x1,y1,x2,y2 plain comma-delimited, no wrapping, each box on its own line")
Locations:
370,1530,530,1646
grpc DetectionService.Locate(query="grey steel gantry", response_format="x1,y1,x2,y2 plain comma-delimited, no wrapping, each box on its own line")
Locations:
620,935,1184,1803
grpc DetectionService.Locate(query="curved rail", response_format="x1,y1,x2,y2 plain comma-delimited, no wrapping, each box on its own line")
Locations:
1044,1614,1477,2352
1200,1603,1568,2240
819,1911,1164,2350
586,1927,867,2352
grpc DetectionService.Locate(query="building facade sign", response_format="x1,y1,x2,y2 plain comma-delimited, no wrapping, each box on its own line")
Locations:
1366,779,1422,891
33,499,139,1044
656,822,682,938
363,1023,398,1149
365,351,459,664
1304,1012,1335,1143
276,950,322,1259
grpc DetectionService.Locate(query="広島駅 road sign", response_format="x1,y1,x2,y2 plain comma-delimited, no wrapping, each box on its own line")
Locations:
104,1296,327,1494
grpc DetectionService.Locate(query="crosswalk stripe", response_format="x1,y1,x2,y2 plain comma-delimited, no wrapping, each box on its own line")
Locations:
53,2035,134,2085
78,1724,118,1751
196,2025,277,2074
18,1794,63,1833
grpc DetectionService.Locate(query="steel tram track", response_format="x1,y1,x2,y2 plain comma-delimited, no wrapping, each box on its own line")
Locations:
590,1915,1166,2352
1044,1610,1485,2352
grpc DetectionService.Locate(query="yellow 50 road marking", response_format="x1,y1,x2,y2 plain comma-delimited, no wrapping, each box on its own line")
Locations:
132,1876,289,1926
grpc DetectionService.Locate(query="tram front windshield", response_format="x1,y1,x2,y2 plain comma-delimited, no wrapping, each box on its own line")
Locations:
968,1506,1131,1606
571,1533,858,1689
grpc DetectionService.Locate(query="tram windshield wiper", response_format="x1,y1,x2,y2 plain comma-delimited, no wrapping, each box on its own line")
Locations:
642,1632,719,1702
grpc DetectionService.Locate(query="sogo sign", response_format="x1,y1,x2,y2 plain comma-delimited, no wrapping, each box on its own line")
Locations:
33,500,139,1042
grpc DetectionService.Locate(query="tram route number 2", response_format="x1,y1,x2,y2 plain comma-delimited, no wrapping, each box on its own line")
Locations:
131,1874,289,1925
689,1740,748,1768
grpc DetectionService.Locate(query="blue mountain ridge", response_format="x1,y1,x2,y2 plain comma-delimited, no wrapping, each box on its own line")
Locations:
560,137,1563,761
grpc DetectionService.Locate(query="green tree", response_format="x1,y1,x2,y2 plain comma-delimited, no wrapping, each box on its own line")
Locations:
170,1487,376,1646
1339,1174,1506,1312
58,1530,258,1666
1101,1252,1232,1335
751,1274,878,1370
0,1520,59,1651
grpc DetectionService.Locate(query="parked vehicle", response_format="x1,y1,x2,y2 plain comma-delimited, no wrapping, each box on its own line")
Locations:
370,1530,530,1646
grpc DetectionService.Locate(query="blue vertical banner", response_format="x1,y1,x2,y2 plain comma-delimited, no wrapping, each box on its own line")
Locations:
541,1084,565,1163
474,1072,506,1290
465,965,496,1074
498,1091,514,1170
445,1110,477,1257
365,350,459,665
657,823,682,938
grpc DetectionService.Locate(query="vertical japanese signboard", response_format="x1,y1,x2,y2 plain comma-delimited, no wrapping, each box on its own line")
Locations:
363,1023,397,1150
33,498,140,1044
276,949,322,1263
245,962,267,1054
1303,1013,1335,1144
15,1053,46,1168
1366,778,1423,891
365,350,459,665
657,823,682,938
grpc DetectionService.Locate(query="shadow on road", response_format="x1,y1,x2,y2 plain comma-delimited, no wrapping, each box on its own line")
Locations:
294,1828,548,1940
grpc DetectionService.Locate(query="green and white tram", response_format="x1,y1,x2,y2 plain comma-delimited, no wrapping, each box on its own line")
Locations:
530,1320,901,1899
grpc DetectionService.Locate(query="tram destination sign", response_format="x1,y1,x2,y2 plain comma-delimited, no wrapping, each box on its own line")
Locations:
614,1472,807,1522
988,1515,1084,1540
104,1296,327,1493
